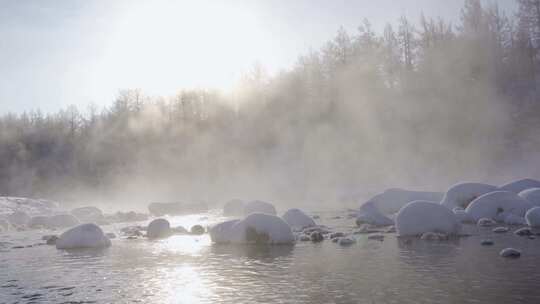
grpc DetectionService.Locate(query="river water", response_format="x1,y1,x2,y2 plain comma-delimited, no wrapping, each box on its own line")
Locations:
1,210,540,304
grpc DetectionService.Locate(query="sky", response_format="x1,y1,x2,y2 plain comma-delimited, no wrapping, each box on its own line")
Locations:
0,0,517,114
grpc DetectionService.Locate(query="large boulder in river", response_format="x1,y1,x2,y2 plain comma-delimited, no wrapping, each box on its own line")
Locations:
223,199,245,216
147,218,172,239
519,188,540,207
71,206,105,223
148,202,207,216
210,213,294,245
281,208,316,229
499,178,540,194
356,201,394,226
465,191,532,222
361,188,444,215
440,182,498,210
56,223,111,250
396,201,461,236
243,200,277,216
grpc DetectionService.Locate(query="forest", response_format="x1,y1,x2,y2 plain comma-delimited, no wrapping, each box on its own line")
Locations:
1,0,540,208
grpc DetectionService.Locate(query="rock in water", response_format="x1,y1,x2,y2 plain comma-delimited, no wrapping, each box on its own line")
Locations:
492,227,509,233
209,220,240,244
465,191,532,222
282,208,316,229
356,201,394,226
338,237,356,246
420,232,449,241
441,182,498,210
243,200,277,216
477,218,496,227
514,227,533,236
500,178,540,194
147,218,172,239
56,223,111,250
310,231,324,243
480,239,494,246
395,201,461,236
223,199,245,216
525,207,540,227
329,232,345,239
500,248,521,258
190,225,205,235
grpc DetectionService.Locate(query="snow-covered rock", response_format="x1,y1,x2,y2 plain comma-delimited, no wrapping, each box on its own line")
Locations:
223,199,245,216
47,214,80,228
147,218,171,239
477,218,496,227
440,182,498,210
519,188,540,207
514,227,533,236
500,178,540,194
465,191,533,222
420,232,449,241
56,223,111,250
362,188,443,215
209,213,294,245
356,201,394,226
71,206,105,223
395,201,461,236
281,208,316,229
453,208,475,223
243,200,277,216
503,214,527,225
525,207,540,227
7,211,31,226
500,248,521,258
493,227,509,233
338,237,356,246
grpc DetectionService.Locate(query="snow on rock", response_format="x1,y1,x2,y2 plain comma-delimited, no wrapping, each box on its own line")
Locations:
356,201,394,226
47,214,80,229
395,201,461,236
514,227,533,236
243,200,277,216
503,214,527,225
56,223,111,250
453,208,475,223
440,182,498,210
465,191,533,222
7,211,31,226
71,206,105,223
519,188,540,207
500,178,540,194
477,218,496,227
492,227,510,233
420,232,449,241
281,208,316,229
223,199,245,216
210,213,294,245
147,218,172,239
526,207,540,227
499,248,521,258
361,188,443,215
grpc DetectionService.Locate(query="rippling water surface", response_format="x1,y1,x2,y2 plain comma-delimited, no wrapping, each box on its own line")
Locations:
2,211,540,304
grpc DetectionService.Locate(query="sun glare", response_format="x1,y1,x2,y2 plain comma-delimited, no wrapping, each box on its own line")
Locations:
101,0,268,95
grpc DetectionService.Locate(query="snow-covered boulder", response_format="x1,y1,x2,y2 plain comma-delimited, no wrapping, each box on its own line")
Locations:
7,211,31,226
56,223,111,250
210,213,294,245
281,208,316,229
453,208,475,223
526,207,540,227
147,218,171,239
356,201,394,226
477,218,496,227
440,182,498,210
243,200,277,216
519,188,540,207
71,206,105,223
500,248,521,258
500,178,540,194
47,214,80,228
395,201,461,236
223,199,245,216
362,188,443,215
465,191,533,222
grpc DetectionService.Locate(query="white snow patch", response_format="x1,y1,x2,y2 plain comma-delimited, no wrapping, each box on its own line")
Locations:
56,223,111,250
396,201,461,236
362,188,443,215
244,200,277,216
526,207,540,227
281,208,316,229
440,182,498,210
499,178,540,194
465,191,533,222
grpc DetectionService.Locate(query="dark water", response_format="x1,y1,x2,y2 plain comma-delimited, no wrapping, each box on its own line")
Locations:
1,211,540,304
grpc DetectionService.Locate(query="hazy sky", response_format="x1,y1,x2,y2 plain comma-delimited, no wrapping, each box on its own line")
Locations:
0,0,516,114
